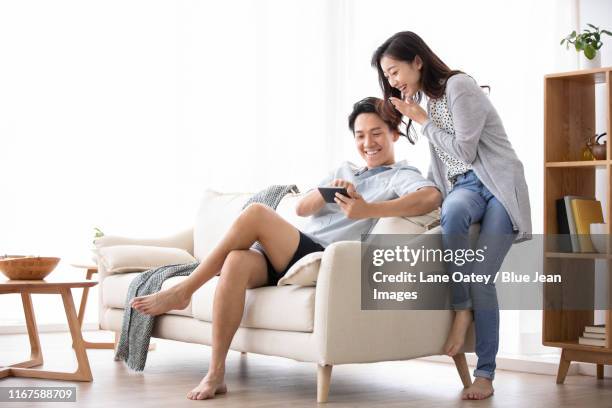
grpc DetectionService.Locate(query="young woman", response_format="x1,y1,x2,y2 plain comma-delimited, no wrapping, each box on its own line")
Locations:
130,96,441,401
371,31,531,400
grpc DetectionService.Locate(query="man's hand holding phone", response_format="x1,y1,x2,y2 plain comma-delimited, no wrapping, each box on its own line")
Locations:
318,179,357,202
318,179,370,219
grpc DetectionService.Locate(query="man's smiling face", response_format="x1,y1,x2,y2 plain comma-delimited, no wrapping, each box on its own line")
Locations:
353,112,398,169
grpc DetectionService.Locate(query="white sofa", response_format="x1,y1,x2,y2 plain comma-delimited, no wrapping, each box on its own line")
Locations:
95,190,475,403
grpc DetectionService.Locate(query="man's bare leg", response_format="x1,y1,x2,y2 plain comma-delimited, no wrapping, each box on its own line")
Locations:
187,249,269,400
444,309,473,356
131,203,300,316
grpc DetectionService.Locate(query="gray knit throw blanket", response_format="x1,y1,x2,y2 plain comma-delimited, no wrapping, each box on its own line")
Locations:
242,184,299,210
114,184,299,371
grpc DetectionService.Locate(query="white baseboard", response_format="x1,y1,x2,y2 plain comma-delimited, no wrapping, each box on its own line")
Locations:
578,362,612,377
0,322,99,335
420,353,582,377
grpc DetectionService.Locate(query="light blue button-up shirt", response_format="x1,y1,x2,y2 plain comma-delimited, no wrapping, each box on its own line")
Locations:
302,160,437,247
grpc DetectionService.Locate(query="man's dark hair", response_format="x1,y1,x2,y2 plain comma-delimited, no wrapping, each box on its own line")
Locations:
348,97,404,137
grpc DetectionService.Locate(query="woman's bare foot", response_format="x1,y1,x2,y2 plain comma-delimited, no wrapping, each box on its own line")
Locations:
444,310,472,356
186,372,228,400
130,286,190,316
462,377,494,400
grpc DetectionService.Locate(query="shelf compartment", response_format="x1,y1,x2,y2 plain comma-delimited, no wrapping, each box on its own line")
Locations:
543,257,597,347
544,167,598,234
544,76,597,163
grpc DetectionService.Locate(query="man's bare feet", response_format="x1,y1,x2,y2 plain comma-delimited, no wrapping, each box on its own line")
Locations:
462,377,494,400
130,286,190,316
186,372,228,400
444,309,472,356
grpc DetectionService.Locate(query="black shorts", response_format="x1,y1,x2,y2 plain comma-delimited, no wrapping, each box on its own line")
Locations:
251,231,325,286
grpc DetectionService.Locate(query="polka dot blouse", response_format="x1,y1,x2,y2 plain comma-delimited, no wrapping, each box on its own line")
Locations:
427,95,472,183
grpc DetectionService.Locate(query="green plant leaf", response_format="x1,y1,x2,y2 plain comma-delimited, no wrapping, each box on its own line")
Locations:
587,23,598,30
93,227,105,239
584,44,596,59
602,30,612,36
575,39,584,51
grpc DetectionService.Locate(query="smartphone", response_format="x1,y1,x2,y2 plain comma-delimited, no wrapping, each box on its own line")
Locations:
318,187,349,203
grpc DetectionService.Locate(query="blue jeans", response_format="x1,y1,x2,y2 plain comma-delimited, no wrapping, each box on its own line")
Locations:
441,170,516,381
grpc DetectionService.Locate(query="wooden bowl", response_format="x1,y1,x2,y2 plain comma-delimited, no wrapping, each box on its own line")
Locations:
0,256,61,280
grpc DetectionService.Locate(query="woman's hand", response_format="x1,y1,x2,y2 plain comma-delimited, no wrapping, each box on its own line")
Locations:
388,96,428,125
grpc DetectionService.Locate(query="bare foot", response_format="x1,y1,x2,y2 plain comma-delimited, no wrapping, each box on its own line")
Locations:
130,286,190,316
444,310,472,356
462,377,494,400
186,373,228,400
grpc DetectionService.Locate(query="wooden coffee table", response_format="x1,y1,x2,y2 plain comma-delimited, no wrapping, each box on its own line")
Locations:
0,279,96,382
70,263,117,350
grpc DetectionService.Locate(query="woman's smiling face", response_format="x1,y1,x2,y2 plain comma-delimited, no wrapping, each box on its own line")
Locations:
380,55,422,99
353,112,398,169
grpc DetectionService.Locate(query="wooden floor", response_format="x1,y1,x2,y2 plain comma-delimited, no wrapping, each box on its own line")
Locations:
0,331,611,407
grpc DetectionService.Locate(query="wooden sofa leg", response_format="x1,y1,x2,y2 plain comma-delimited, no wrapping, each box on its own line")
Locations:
452,353,472,388
317,364,333,403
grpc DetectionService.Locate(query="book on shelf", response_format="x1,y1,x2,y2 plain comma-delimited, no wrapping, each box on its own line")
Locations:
578,336,606,347
583,332,606,340
556,195,594,252
580,324,607,347
555,198,572,252
571,198,604,253
585,324,606,334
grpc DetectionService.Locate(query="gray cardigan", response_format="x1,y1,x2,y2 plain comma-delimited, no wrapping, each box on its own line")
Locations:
422,73,532,243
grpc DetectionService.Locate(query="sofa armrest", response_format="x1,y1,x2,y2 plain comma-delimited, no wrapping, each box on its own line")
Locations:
94,227,194,255
94,228,194,329
313,232,474,365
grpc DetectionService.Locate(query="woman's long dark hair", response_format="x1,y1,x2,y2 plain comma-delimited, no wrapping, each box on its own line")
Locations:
371,31,463,144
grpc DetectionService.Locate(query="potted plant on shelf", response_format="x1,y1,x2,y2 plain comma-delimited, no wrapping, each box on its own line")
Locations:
561,24,611,69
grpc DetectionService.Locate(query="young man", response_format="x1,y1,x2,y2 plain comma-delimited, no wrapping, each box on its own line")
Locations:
131,97,441,400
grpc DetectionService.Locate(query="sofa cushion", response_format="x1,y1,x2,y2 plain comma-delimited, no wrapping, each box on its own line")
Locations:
102,271,316,332
277,251,324,287
193,190,310,261
370,209,440,235
274,191,310,231
102,273,193,317
193,190,252,261
96,245,197,274
191,276,315,332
